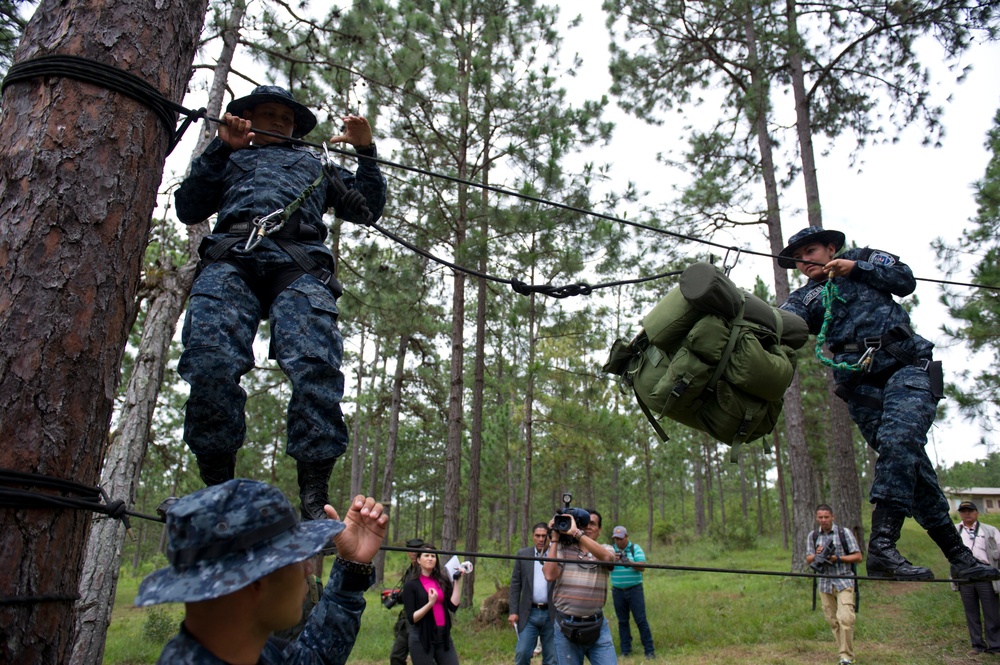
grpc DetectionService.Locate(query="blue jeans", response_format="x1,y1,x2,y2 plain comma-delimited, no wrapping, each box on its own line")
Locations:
611,585,654,656
516,607,556,665
552,616,617,665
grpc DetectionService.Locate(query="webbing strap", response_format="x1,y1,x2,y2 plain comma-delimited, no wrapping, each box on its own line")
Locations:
706,299,747,394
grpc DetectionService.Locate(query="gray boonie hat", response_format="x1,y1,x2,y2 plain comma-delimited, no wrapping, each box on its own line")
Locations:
226,85,318,138
778,227,846,269
135,479,343,606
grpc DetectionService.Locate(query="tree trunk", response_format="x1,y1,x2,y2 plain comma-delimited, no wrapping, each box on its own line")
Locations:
693,447,706,536
70,259,196,665
772,427,791,549
0,1,209,661
443,54,471,552
350,327,369,499
742,4,817,569
376,333,410,584
826,373,866,552
462,143,490,608
521,283,537,547
642,432,654,550
786,0,822,227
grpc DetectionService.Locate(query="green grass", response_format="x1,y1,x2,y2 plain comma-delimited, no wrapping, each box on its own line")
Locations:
105,524,988,664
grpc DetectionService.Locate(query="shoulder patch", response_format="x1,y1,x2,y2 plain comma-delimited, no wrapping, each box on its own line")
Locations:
803,285,824,306
868,250,897,267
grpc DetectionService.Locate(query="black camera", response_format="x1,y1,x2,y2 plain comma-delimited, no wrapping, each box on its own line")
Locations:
810,536,832,571
553,492,574,532
552,493,591,535
381,589,401,609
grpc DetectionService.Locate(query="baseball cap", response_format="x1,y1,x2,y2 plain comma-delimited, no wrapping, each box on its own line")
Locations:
135,479,343,606
612,526,628,539
958,501,979,512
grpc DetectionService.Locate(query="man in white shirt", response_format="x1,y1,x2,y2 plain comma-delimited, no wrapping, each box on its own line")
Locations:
510,523,557,665
954,501,1000,655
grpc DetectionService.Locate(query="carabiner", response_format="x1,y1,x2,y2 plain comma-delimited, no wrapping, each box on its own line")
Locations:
244,208,285,251
722,247,741,276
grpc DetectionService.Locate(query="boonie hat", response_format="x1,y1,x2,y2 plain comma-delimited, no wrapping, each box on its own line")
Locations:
135,479,343,606
405,537,426,548
612,526,628,539
777,227,846,269
226,85,318,138
958,501,979,512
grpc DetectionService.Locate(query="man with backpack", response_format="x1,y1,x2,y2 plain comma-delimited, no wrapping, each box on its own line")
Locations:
806,504,862,665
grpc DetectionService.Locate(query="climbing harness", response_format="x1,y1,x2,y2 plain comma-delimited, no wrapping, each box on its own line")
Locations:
243,144,342,251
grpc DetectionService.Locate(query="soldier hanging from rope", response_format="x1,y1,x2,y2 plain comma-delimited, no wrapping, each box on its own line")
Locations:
778,227,999,583
174,85,387,521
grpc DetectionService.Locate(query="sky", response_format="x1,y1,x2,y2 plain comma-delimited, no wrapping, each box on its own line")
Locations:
553,1,1000,468
164,1,1000,468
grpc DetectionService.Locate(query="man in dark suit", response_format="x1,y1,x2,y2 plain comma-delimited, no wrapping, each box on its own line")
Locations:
509,522,556,665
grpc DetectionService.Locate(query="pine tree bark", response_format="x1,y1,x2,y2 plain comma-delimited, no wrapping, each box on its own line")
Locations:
0,1,208,662
69,6,242,659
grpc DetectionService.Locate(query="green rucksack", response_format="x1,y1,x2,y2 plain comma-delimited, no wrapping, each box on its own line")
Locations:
603,263,808,461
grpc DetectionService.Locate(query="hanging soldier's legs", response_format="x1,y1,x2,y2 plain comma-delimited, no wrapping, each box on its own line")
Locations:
271,274,349,520
849,367,936,579
178,262,261,485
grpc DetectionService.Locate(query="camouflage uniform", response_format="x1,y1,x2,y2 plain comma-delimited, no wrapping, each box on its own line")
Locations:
136,479,375,665
780,245,950,529
154,562,366,664
175,131,386,466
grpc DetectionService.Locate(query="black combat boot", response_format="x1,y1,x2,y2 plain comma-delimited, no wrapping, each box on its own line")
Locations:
866,506,934,580
926,523,1000,581
195,452,236,486
297,457,337,522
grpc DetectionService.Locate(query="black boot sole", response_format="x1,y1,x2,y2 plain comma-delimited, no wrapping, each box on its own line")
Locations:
866,567,935,581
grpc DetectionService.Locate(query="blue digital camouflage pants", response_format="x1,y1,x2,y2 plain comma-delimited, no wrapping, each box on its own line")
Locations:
846,363,951,530
178,241,348,464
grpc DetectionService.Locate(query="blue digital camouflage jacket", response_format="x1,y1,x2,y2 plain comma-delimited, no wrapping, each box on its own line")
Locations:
175,138,387,239
779,246,933,386
155,563,368,664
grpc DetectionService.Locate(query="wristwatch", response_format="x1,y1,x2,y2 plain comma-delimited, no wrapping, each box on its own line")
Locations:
335,556,375,576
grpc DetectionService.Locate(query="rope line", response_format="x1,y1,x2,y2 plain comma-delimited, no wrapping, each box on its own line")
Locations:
378,545,970,584
814,277,867,372
0,466,970,608
2,55,995,293
0,468,165,530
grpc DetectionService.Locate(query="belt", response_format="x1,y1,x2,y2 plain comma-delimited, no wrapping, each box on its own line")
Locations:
532,603,548,610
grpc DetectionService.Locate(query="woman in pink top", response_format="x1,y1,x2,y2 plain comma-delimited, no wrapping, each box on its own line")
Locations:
402,545,465,665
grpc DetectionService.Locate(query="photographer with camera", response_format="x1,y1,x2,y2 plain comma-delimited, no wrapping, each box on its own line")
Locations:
806,504,862,665
543,496,617,665
388,537,426,665
402,544,466,665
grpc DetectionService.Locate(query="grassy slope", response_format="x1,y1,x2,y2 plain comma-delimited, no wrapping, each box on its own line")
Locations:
105,520,989,664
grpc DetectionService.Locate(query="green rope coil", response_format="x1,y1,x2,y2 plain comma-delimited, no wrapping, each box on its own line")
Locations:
814,278,865,372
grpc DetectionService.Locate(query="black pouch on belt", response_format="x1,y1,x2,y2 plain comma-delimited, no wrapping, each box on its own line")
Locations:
927,360,944,400
560,617,603,646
